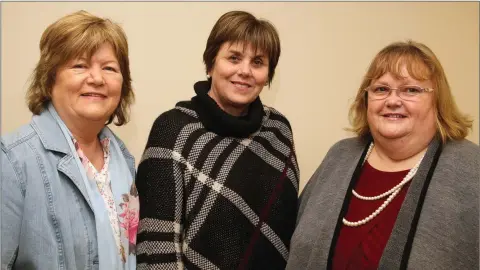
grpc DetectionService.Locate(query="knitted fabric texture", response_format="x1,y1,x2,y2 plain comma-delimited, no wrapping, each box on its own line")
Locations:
136,92,299,269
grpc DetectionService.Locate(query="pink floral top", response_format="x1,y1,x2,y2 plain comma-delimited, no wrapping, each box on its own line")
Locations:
73,137,139,263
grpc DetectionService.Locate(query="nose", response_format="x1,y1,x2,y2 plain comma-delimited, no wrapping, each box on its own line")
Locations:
86,66,105,86
237,60,252,77
385,90,403,108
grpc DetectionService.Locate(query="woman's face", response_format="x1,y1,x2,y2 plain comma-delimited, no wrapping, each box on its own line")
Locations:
51,43,123,126
207,41,269,116
367,66,437,144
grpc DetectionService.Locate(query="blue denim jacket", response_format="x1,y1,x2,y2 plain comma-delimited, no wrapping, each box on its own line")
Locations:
1,109,136,270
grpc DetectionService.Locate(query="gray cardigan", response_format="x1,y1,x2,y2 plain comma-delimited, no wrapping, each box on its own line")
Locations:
287,136,479,270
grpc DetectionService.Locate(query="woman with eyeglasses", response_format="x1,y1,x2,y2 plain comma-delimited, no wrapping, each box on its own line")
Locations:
286,40,479,270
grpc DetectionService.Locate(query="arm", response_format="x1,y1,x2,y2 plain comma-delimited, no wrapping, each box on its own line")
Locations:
296,165,321,225
1,148,25,270
296,140,344,225
136,114,184,269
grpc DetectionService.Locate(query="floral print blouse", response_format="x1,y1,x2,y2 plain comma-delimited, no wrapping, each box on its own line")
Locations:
73,137,139,263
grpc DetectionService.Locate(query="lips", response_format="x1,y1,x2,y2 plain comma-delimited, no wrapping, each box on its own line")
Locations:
81,93,107,98
382,113,407,118
231,81,252,88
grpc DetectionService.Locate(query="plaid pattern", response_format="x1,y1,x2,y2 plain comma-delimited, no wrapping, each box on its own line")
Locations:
136,101,299,269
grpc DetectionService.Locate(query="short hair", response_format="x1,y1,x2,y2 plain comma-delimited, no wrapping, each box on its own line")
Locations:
26,10,134,126
348,40,472,143
203,10,281,86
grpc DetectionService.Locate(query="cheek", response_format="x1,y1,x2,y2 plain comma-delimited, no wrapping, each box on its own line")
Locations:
366,106,375,125
418,107,437,125
367,101,382,115
52,81,77,102
408,100,435,122
253,69,269,86
109,77,123,95
213,63,236,79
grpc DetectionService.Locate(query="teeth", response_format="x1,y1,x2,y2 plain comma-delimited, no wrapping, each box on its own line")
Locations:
234,83,249,88
233,82,250,86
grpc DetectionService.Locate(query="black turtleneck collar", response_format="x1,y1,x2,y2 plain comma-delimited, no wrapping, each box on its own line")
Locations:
191,80,264,138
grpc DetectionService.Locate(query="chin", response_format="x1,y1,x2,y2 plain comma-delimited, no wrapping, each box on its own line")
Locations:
78,111,111,123
229,94,257,105
377,131,409,140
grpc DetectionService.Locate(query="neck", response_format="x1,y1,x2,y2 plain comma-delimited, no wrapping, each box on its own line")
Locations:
192,80,264,138
368,135,430,172
56,112,104,149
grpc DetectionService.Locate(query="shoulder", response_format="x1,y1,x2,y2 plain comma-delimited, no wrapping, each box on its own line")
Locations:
145,101,200,148
440,139,479,176
151,102,198,133
442,139,479,161
264,106,292,129
325,136,366,159
1,122,42,169
1,122,37,152
1,122,43,188
307,137,366,184
105,128,136,171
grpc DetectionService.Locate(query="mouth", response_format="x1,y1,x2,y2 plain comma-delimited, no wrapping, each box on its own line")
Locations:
231,81,252,89
382,113,407,119
80,93,107,98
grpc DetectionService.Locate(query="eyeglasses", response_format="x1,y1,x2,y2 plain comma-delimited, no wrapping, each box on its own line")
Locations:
364,85,434,101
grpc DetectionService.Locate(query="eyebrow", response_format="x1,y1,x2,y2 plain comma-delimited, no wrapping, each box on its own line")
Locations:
73,57,119,65
228,49,266,59
102,60,120,65
374,80,422,87
373,81,390,86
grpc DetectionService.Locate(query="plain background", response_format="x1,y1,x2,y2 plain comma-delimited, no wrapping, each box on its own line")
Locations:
2,2,478,192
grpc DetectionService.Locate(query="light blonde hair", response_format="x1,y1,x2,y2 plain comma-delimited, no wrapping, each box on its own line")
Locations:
203,10,281,86
348,40,472,143
27,10,134,126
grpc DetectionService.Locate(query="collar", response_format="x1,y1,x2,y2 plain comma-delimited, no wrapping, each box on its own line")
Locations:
191,80,265,138
31,103,133,163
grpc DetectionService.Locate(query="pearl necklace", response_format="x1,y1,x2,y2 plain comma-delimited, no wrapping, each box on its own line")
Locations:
342,143,425,227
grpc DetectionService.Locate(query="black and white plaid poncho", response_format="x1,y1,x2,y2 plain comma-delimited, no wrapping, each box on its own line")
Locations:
136,81,299,270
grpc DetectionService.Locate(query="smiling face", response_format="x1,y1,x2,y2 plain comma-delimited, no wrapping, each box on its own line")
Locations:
207,41,269,116
51,43,123,126
367,65,437,144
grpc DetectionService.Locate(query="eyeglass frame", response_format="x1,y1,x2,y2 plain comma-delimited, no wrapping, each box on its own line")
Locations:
363,84,434,101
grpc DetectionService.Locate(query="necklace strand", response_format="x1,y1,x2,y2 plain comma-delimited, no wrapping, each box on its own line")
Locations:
342,143,425,227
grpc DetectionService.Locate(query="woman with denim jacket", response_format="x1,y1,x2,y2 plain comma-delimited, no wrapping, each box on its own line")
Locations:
1,11,138,269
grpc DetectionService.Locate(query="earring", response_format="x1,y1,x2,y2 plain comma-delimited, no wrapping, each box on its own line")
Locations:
206,74,211,79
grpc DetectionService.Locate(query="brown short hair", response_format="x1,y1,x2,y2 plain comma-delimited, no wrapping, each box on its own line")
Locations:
348,40,472,143
26,10,134,126
203,10,281,86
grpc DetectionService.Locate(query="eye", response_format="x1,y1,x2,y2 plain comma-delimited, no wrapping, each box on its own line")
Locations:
373,86,390,93
72,64,87,69
404,86,422,94
253,58,264,66
104,66,118,72
229,55,240,63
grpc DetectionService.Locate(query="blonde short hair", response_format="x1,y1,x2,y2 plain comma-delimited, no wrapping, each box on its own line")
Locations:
26,10,134,126
348,40,472,143
203,10,281,86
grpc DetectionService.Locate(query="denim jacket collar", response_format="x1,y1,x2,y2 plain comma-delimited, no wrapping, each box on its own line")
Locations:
31,108,72,155
30,107,135,167
30,107,135,211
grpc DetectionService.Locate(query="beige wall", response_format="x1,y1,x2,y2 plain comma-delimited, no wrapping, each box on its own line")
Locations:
2,2,478,192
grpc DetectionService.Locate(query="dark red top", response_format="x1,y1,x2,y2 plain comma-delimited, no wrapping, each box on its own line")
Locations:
333,161,410,270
